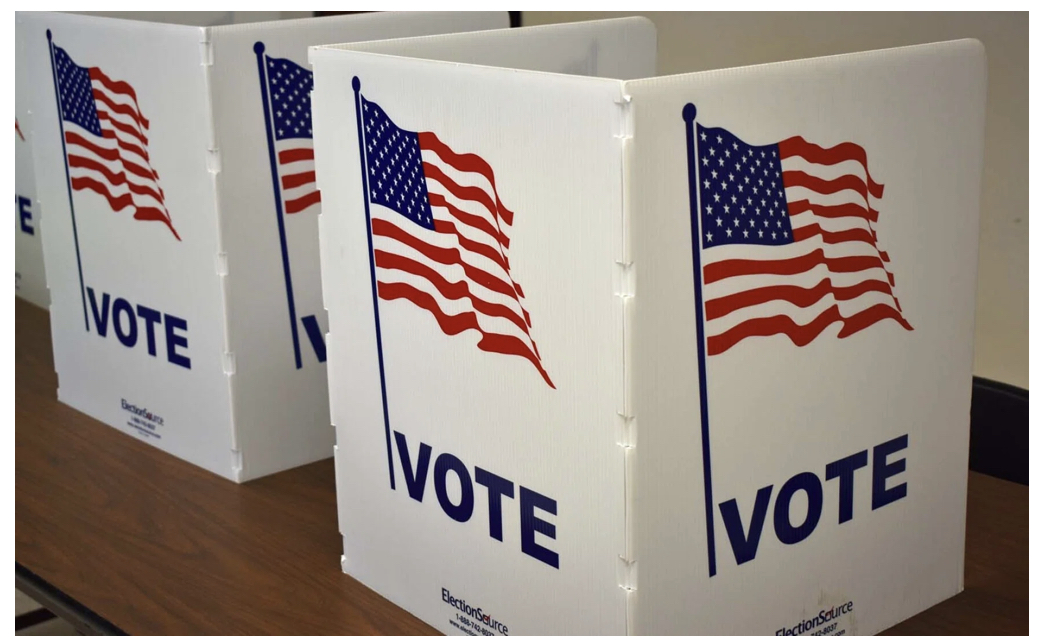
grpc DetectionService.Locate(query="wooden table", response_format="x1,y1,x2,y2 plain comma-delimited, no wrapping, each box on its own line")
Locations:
15,299,1028,635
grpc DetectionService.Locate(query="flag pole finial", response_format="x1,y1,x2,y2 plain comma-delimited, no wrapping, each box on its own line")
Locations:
683,103,697,123
46,29,52,41
352,76,361,92
253,41,265,55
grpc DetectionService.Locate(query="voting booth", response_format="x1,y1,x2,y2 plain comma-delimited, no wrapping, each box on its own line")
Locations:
311,18,987,634
18,10,508,482
16,20,47,308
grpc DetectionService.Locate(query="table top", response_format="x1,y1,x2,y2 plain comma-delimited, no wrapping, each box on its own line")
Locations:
15,298,1028,635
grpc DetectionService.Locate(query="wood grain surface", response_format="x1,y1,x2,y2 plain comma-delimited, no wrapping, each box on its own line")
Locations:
14,299,1027,634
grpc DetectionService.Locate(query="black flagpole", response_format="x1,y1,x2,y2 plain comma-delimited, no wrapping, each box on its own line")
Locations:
683,103,717,578
352,77,396,491
47,29,88,331
255,41,303,370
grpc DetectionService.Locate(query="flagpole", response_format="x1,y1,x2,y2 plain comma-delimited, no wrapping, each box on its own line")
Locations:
47,29,88,331
683,103,717,578
353,77,396,491
255,41,303,370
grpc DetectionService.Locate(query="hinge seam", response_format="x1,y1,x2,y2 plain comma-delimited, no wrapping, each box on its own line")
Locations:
615,91,637,599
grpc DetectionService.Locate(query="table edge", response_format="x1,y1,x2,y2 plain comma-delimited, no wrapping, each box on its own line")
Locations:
15,563,127,636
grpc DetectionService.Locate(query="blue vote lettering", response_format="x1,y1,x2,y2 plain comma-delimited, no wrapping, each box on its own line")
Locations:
301,314,327,363
86,286,191,369
719,434,908,567
16,195,33,235
393,430,559,569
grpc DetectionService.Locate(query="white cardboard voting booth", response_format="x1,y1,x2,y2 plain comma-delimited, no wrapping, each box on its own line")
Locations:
18,10,508,482
16,20,48,308
311,18,987,635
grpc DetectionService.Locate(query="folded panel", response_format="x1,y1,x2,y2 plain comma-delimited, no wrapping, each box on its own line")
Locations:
313,48,629,634
626,40,986,635
20,11,236,478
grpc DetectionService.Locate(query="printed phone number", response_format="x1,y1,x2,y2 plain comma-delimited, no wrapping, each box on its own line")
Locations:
811,623,845,636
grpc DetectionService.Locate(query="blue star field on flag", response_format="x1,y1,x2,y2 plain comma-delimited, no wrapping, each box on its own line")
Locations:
696,124,794,249
265,56,314,141
55,46,102,136
362,96,435,231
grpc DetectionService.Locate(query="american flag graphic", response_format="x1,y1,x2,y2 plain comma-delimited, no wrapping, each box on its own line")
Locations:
695,123,912,356
262,55,319,215
359,96,553,388
53,43,179,240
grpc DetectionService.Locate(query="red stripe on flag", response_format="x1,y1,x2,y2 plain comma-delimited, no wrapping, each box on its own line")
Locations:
433,219,513,283
133,206,182,241
100,130,153,170
282,171,316,190
375,249,531,336
782,171,876,203
372,218,520,301
89,67,149,129
68,176,181,241
67,132,160,186
66,153,164,203
66,131,118,162
70,175,133,211
704,248,893,286
92,89,148,134
418,131,515,226
708,302,912,355
787,199,879,224
422,162,499,222
428,193,511,250
706,277,895,320
786,206,898,298
279,148,314,164
283,190,321,214
791,223,889,261
98,111,148,147
376,281,553,388
778,136,884,198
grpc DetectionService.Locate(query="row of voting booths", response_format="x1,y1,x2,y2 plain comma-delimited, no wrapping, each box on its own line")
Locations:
16,12,986,636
